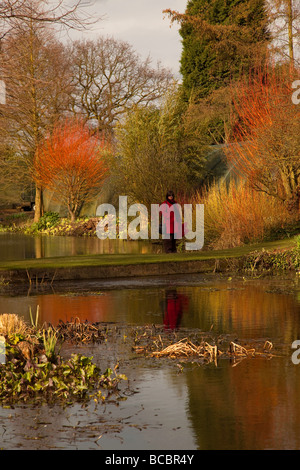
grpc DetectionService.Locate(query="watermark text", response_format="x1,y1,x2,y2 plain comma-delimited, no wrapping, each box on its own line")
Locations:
0,336,6,365
292,80,300,105
96,196,204,251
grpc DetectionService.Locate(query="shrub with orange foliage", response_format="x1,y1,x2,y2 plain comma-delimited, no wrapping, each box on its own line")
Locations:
225,65,300,215
34,120,109,221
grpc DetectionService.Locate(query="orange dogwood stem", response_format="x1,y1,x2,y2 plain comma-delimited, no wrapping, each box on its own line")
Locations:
225,64,300,213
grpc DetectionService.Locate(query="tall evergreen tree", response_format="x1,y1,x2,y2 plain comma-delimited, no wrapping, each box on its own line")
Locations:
177,0,270,100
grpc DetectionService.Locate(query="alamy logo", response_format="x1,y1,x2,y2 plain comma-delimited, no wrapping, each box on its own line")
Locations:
0,336,5,365
291,340,300,364
292,80,300,105
96,196,204,251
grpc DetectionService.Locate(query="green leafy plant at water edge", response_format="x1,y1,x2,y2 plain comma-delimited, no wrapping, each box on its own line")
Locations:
42,328,60,362
26,211,60,234
36,211,60,230
243,242,300,273
0,336,127,406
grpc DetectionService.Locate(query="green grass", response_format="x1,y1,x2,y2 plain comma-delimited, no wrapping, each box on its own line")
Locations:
0,236,297,272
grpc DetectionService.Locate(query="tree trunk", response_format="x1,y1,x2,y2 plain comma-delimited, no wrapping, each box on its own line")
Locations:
34,184,43,222
287,0,294,63
68,205,76,222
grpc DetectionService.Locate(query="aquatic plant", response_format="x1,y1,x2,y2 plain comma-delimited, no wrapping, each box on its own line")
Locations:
29,306,39,329
0,341,126,405
0,315,127,406
41,328,59,362
54,318,112,344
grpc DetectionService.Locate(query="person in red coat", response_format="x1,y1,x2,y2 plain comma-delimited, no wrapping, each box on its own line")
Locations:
160,190,182,253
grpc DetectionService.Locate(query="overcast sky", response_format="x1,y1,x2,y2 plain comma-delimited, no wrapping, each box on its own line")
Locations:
71,0,188,78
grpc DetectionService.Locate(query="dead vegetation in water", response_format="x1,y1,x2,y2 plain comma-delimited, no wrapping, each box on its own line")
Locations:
41,320,278,366
151,338,219,363
130,324,277,366
52,318,114,344
0,314,279,370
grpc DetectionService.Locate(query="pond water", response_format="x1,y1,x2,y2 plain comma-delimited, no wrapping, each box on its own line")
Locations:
0,232,161,260
1,233,300,450
1,273,300,450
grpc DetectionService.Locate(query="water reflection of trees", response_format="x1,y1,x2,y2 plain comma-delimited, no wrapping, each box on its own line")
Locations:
182,280,300,342
4,277,300,449
36,293,113,324
32,279,300,342
165,280,300,449
36,286,190,328
36,289,168,325
0,233,159,261
183,357,300,449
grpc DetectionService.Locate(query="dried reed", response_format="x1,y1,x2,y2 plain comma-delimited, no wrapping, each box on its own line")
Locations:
54,317,108,343
0,313,28,336
140,336,275,366
150,338,220,363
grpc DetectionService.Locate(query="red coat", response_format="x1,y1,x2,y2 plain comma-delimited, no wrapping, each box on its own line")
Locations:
163,293,189,330
160,200,182,235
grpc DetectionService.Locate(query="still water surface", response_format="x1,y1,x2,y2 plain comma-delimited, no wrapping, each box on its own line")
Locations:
1,233,300,450
0,232,161,260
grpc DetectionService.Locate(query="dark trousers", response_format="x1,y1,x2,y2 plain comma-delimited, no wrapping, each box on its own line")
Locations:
163,233,177,253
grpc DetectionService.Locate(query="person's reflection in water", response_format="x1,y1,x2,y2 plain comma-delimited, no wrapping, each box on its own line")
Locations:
162,288,189,330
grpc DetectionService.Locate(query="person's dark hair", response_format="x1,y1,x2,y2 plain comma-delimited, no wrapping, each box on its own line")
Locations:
166,190,175,200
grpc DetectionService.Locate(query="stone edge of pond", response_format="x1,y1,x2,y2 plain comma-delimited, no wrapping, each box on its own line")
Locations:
0,257,229,284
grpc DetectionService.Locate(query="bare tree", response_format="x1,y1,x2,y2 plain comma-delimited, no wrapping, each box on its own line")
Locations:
0,0,103,219
0,0,99,39
0,15,73,219
69,37,174,136
266,0,300,65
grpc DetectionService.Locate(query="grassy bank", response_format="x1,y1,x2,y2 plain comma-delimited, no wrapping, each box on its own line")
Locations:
0,203,299,282
0,236,298,284
0,236,296,269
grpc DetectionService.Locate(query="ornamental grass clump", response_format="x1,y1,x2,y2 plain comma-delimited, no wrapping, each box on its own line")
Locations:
0,313,28,337
192,179,296,249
